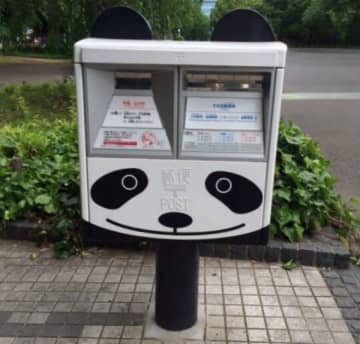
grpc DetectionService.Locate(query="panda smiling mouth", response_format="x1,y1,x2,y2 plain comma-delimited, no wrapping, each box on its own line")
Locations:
106,218,245,236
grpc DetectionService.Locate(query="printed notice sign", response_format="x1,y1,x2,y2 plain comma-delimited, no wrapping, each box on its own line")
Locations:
103,95,162,128
185,95,263,131
94,94,171,152
182,130,264,155
95,128,170,151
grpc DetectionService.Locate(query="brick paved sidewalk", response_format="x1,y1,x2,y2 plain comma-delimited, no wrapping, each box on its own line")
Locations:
0,239,355,343
322,266,360,343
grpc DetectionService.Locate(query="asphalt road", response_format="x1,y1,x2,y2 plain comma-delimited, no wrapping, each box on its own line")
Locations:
0,60,73,86
282,100,360,203
283,49,360,204
285,48,360,93
2,49,360,91
0,49,359,203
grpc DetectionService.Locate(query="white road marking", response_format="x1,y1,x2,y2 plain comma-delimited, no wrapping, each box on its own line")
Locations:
283,92,360,100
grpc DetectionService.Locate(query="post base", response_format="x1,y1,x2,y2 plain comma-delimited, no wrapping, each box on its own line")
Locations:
145,301,205,340
155,241,199,331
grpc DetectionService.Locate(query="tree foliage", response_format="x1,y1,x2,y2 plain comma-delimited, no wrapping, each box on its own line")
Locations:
325,0,360,44
0,0,209,53
1,0,359,50
210,0,265,28
210,0,360,45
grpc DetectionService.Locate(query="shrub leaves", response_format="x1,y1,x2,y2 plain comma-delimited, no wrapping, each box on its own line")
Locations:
0,83,359,257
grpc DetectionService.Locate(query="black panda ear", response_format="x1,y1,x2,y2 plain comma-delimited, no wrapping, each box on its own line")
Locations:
211,9,276,42
205,171,263,213
91,168,148,209
90,6,152,40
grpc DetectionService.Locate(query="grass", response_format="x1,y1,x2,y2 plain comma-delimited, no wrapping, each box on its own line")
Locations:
0,81,75,125
0,55,71,64
3,49,70,60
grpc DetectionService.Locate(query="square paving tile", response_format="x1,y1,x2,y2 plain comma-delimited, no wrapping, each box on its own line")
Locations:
0,240,356,343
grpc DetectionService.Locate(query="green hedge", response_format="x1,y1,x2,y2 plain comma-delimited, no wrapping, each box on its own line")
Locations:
0,82,81,257
0,81,75,125
272,121,359,242
0,118,79,220
0,82,359,256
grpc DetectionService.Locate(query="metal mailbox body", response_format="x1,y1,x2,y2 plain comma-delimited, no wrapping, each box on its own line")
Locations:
74,39,287,242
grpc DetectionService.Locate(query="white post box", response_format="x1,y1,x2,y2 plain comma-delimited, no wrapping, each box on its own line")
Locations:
74,6,287,332
74,39,286,242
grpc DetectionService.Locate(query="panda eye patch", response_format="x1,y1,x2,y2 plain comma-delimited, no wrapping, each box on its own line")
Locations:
91,168,148,209
205,171,263,214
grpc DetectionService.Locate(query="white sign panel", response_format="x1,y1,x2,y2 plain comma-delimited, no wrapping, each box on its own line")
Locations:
94,94,171,151
185,95,263,131
88,157,266,241
182,130,264,154
94,128,170,150
103,95,162,128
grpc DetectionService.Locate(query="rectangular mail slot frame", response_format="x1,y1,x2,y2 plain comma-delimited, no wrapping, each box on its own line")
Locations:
179,67,275,161
84,64,178,159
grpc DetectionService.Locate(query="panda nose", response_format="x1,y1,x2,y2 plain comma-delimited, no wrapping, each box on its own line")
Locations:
158,212,193,229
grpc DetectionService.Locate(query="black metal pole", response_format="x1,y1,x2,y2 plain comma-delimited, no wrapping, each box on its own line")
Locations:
155,241,199,331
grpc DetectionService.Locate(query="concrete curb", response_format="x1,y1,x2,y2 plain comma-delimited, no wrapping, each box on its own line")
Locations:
199,239,350,269
0,221,350,268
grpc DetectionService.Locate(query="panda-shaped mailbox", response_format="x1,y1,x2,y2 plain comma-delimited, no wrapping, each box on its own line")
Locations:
75,7,287,331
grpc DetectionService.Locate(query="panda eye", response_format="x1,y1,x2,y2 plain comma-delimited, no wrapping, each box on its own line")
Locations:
121,174,138,191
91,168,148,209
215,177,232,194
205,171,263,214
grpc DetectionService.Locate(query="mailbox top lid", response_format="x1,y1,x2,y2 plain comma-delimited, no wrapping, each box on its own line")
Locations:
74,38,287,68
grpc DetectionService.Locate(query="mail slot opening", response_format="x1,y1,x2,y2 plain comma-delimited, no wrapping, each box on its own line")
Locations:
115,72,152,89
184,71,264,92
179,70,273,160
85,67,177,158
